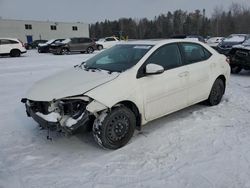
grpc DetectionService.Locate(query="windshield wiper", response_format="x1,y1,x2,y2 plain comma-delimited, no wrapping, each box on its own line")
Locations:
87,67,102,72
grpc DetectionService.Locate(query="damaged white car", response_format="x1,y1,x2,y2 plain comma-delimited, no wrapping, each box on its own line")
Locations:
21,40,230,149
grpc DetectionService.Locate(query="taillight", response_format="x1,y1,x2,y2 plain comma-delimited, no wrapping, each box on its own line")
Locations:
226,57,230,64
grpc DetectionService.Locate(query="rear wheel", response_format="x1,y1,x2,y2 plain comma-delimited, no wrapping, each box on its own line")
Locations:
97,45,103,50
10,49,21,57
207,79,225,106
87,47,94,54
92,106,136,149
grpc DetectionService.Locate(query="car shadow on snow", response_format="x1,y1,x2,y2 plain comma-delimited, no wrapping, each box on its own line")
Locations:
133,102,212,139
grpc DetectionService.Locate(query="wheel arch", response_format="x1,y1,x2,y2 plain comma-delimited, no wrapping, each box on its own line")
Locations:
10,49,21,57
10,48,21,53
216,74,226,93
115,100,142,130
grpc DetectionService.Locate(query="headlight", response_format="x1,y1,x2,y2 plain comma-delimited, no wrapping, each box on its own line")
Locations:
59,99,89,119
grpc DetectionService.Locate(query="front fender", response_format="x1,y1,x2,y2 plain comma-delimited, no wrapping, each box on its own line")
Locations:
86,100,108,114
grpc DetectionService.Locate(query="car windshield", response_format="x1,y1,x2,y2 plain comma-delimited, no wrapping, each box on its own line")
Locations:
97,38,105,42
84,44,153,72
46,39,55,44
243,38,250,45
61,39,71,44
223,35,246,43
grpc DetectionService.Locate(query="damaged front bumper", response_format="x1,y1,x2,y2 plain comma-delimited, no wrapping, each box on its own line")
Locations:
22,98,92,134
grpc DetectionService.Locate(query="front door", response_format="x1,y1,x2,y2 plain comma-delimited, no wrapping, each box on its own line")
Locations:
138,43,189,121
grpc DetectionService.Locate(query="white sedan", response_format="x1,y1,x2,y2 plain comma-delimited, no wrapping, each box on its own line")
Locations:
96,37,120,50
22,39,230,149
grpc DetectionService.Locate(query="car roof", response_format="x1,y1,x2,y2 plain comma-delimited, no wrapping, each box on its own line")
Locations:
0,38,19,41
119,39,205,46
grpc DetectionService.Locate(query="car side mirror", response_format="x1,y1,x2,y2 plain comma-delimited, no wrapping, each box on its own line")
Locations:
145,64,164,75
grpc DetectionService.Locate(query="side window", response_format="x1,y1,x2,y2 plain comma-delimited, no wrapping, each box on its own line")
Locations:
181,43,211,64
83,38,92,43
145,44,182,70
0,39,14,45
106,38,116,41
10,40,18,44
71,38,79,44
78,38,85,43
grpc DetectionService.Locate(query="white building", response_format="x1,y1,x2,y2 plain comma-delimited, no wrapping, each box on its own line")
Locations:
0,19,89,43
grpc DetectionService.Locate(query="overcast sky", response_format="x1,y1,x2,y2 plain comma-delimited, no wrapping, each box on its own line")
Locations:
0,0,249,23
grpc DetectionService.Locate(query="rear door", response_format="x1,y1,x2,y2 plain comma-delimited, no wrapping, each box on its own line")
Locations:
179,42,212,105
69,38,80,51
82,38,93,51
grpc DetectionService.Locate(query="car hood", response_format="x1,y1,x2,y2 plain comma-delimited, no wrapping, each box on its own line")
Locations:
219,41,243,48
232,44,250,50
38,43,49,47
27,67,119,101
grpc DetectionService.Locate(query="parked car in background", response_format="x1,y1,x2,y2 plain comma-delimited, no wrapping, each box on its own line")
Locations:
170,35,205,42
0,38,26,57
216,34,250,55
96,36,120,50
22,39,230,149
25,40,48,50
206,37,224,48
229,37,250,73
186,35,206,43
38,39,64,53
50,37,96,55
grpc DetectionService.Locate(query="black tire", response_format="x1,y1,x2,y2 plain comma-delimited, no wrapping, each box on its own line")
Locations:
231,66,242,74
10,49,21,57
207,79,225,106
86,47,94,54
61,48,69,55
93,107,136,149
97,45,103,50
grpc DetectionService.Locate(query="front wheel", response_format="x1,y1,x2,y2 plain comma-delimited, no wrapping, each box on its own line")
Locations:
207,79,225,106
60,48,69,55
92,106,136,149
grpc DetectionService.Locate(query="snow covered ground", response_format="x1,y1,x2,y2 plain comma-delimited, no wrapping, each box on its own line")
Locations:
0,50,250,188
